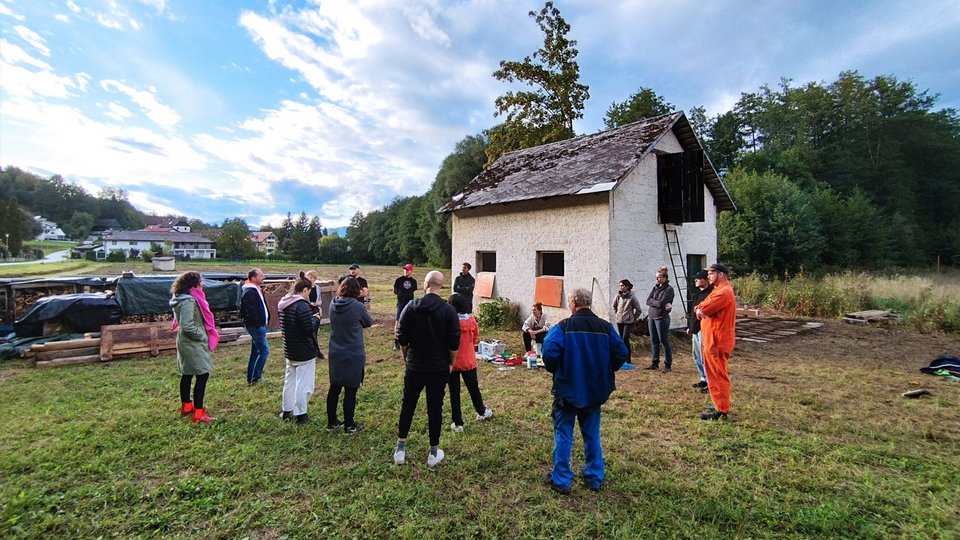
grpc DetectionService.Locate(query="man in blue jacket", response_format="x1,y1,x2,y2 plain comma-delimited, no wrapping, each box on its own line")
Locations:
541,287,629,494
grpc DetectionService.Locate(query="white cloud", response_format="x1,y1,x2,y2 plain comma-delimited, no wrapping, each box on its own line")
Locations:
104,101,133,121
403,4,450,47
66,1,80,14
0,41,82,99
95,12,123,29
0,2,24,20
101,79,181,128
13,25,50,56
54,13,69,22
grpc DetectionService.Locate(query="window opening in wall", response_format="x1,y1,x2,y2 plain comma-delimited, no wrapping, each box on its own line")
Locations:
477,251,497,273
538,251,564,277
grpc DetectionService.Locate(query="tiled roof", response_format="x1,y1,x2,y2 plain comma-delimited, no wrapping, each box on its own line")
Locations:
250,231,276,242
439,112,734,213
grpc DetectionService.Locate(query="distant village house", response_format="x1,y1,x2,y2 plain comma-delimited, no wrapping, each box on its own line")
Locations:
250,231,278,256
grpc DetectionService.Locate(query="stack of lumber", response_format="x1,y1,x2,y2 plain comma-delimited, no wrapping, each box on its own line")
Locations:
23,324,283,368
25,338,101,368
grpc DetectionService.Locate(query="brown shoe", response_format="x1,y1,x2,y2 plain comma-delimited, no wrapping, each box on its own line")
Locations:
643,364,659,370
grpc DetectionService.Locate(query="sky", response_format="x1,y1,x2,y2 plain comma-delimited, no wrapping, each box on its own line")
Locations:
1,0,958,229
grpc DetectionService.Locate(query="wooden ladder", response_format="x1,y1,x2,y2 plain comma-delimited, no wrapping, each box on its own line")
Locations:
663,225,688,315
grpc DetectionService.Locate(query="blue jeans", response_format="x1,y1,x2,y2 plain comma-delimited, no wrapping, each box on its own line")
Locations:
691,332,706,381
245,325,270,382
550,398,603,491
648,317,673,367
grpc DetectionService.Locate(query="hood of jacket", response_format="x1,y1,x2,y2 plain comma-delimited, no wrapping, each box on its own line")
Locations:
278,292,306,311
331,296,362,314
409,292,446,314
169,293,193,308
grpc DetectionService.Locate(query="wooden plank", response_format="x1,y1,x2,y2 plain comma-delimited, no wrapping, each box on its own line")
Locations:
37,347,101,361
34,354,101,368
31,338,101,352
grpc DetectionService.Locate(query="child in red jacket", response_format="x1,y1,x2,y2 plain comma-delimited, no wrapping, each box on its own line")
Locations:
448,293,493,432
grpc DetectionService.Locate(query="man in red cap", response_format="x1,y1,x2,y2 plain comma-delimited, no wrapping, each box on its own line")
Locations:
393,264,417,351
696,263,737,420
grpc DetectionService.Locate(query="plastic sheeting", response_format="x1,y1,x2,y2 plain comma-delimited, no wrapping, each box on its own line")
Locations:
14,293,122,337
114,276,240,315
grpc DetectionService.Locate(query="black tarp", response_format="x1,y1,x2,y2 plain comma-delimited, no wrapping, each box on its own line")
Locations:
14,293,122,337
114,276,240,315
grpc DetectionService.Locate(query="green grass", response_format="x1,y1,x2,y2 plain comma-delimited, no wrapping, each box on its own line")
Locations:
21,241,75,256
1,263,959,538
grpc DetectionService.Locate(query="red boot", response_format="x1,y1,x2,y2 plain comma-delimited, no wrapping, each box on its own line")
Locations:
192,407,215,424
180,402,195,416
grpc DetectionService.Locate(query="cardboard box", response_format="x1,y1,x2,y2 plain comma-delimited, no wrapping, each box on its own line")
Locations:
479,340,505,356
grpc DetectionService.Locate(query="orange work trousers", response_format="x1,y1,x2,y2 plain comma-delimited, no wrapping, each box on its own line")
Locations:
704,349,731,413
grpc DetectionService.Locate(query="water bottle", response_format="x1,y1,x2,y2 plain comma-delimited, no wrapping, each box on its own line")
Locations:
527,351,537,369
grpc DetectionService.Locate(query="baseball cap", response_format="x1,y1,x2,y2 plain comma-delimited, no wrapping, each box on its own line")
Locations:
694,269,709,280
708,263,729,275
349,263,360,270
403,264,413,271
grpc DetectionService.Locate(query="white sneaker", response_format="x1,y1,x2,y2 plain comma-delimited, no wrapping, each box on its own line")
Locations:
393,447,406,465
476,407,494,421
451,423,464,433
427,448,445,468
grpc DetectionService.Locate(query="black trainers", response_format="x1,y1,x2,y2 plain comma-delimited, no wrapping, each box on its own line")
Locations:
700,410,728,421
692,380,707,389
643,364,659,370
661,366,672,373
326,420,344,432
295,413,310,424
344,423,362,435
543,471,571,495
700,385,710,394
279,410,293,420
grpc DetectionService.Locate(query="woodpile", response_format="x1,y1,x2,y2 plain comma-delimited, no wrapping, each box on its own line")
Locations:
23,325,280,368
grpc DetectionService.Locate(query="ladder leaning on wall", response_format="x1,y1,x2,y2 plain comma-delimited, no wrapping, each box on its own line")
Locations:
663,225,689,316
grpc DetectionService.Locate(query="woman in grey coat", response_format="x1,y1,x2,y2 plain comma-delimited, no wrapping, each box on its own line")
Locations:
326,276,373,433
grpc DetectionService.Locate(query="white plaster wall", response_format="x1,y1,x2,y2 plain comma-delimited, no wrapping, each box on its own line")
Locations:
451,196,611,325
609,130,719,329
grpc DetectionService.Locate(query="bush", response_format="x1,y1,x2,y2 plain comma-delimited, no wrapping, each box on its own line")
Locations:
85,251,97,261
476,297,520,331
106,249,127,262
141,250,154,263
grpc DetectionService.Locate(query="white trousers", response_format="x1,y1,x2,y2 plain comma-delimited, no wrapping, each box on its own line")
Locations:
281,358,316,416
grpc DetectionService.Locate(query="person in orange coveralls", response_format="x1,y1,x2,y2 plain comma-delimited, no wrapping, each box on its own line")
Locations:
695,263,737,420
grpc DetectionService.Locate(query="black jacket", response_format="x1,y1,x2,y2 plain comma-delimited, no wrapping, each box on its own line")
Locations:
239,285,268,327
453,273,475,296
396,293,460,374
687,284,714,334
279,296,321,362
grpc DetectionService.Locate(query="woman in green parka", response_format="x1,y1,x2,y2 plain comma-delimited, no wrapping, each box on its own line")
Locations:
170,271,219,423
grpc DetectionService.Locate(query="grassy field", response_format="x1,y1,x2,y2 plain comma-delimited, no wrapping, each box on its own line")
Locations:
1,263,959,538
21,241,76,257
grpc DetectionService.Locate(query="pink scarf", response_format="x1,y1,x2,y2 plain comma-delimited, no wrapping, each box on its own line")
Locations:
172,287,220,351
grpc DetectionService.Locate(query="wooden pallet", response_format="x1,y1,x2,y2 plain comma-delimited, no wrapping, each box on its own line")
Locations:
99,321,177,361
735,318,823,343
842,310,901,325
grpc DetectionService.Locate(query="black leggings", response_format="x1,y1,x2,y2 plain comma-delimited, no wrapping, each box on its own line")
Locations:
449,369,486,426
327,385,359,427
180,373,209,409
398,369,448,446
617,323,635,360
